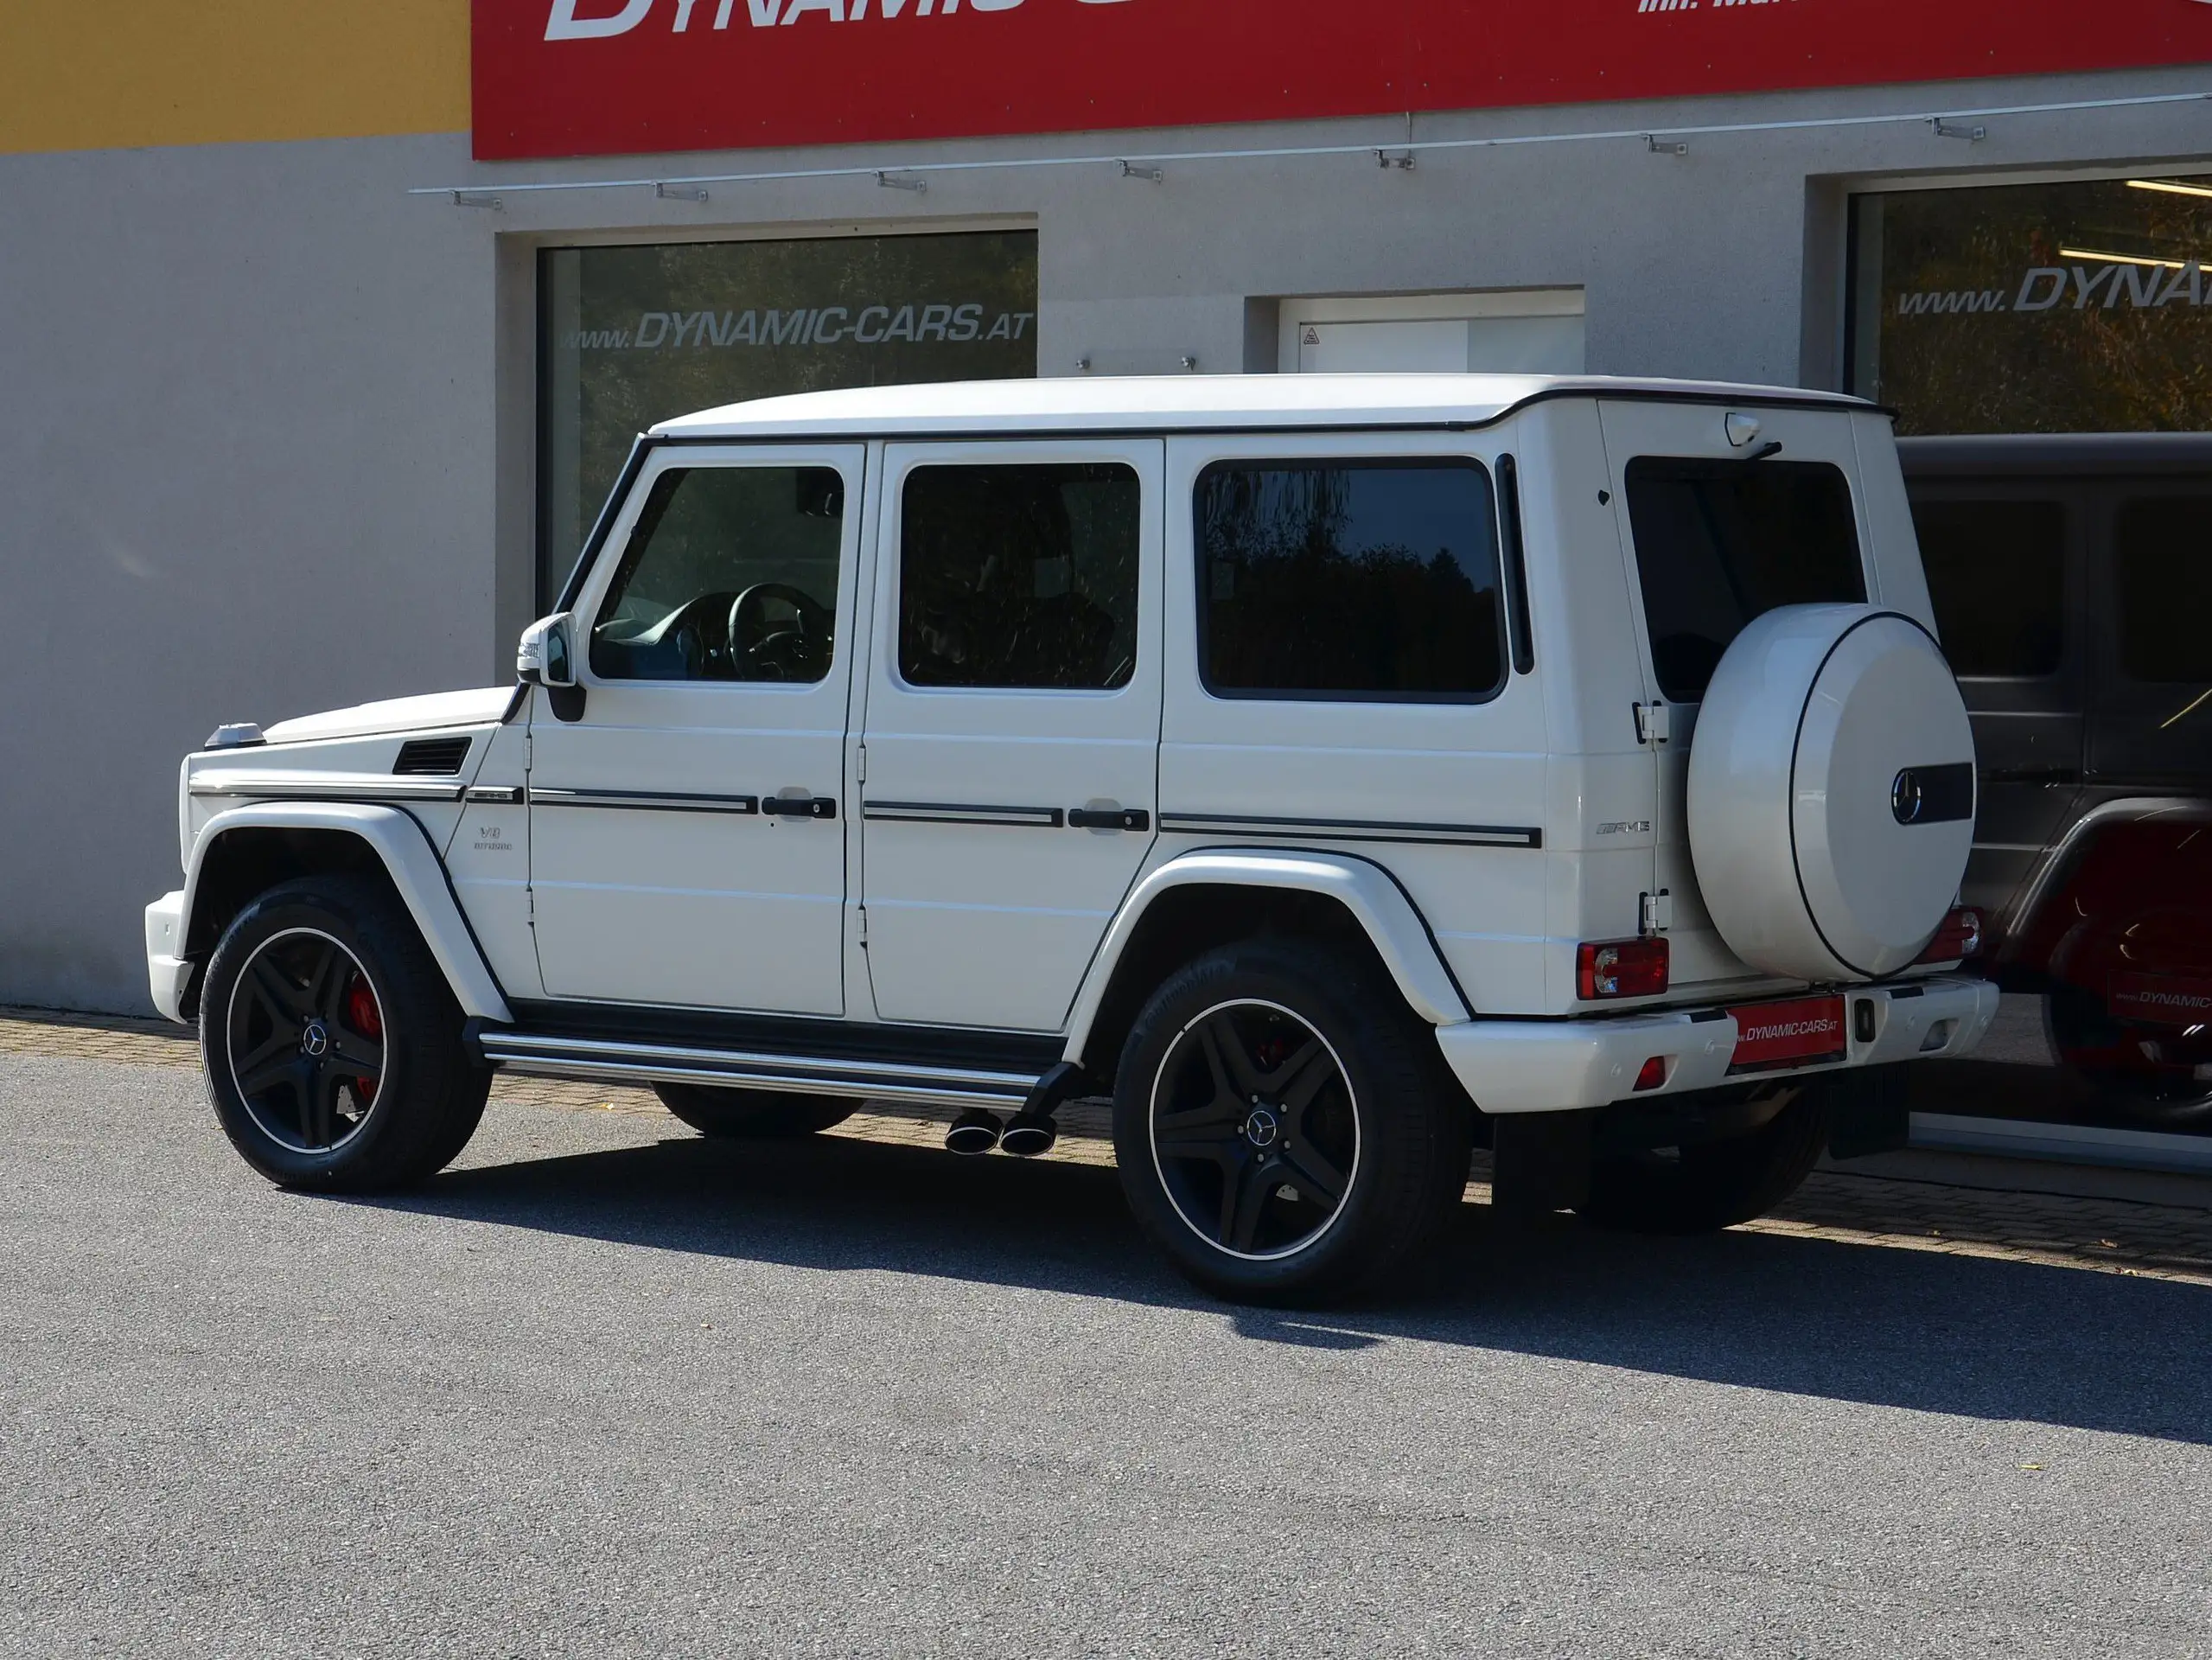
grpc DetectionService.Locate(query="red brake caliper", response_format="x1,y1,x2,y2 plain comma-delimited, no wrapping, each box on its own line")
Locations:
345,976,383,1102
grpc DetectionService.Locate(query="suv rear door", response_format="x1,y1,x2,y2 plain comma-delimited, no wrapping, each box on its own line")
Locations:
1597,401,1875,993
857,439,1164,1031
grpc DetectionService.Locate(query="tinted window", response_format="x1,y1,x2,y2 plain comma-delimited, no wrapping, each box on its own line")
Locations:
1197,460,1504,701
591,467,845,683
900,463,1140,690
1911,498,2066,678
1625,459,1866,701
2116,496,2212,683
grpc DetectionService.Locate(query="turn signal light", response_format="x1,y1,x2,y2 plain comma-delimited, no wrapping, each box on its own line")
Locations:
1916,907,1984,966
1578,937,1670,1000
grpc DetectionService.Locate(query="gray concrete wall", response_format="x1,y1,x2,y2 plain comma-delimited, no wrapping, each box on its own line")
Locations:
3,68,2208,1013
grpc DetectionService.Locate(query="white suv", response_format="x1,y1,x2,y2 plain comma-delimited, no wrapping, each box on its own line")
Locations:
145,374,1998,1302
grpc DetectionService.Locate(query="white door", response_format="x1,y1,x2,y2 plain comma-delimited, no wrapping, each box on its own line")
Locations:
858,440,1164,1031
528,444,864,1014
1594,399,1878,993
1159,433,1552,1016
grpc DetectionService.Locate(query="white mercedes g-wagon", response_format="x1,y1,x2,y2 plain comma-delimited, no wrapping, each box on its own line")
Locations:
146,374,1997,1302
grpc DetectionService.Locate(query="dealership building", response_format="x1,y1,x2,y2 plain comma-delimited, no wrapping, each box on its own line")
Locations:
3,0,2211,1014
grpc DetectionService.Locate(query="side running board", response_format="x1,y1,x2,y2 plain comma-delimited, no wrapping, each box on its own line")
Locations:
474,1029,1038,1109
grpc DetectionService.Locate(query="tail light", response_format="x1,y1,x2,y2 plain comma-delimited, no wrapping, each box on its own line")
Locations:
1578,937,1670,1000
1916,907,1984,966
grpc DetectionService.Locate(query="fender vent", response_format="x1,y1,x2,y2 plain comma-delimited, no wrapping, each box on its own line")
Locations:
394,737,473,776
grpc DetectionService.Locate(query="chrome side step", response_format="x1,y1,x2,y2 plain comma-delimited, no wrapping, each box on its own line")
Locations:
475,1030,1038,1109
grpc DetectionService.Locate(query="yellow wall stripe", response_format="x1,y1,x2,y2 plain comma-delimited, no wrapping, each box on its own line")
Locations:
0,1,469,156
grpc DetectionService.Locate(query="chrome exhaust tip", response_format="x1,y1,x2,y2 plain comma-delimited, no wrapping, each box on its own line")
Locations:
944,1109,1004,1156
997,1110,1058,1159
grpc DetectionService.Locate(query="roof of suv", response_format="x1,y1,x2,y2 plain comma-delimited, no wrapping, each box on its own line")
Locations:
652,374,1874,441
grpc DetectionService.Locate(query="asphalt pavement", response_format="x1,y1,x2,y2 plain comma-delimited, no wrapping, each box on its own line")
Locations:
3,1051,2210,1657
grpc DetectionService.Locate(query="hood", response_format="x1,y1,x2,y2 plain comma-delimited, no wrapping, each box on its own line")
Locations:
259,687,515,745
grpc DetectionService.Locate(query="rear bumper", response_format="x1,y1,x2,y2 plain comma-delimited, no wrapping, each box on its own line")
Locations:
144,891,193,1025
1436,975,1999,1115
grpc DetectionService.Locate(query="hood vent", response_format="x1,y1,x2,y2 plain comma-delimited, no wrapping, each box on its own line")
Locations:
394,736,473,776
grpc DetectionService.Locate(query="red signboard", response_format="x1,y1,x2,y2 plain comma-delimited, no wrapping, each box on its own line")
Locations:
1729,996,1848,1073
474,0,2212,164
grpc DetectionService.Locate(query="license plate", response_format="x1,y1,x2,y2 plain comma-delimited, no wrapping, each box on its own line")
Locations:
1729,995,1847,1073
2109,972,2212,1029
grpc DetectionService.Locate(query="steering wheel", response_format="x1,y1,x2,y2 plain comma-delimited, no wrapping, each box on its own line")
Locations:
633,590,741,679
730,584,833,682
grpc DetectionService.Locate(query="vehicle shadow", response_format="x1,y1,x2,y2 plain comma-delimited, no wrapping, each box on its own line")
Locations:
369,1129,2212,1446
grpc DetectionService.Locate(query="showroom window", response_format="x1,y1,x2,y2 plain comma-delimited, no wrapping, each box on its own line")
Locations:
539,231,1038,609
1847,177,2212,434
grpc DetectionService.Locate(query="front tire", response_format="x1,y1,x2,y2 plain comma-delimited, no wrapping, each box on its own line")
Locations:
653,1082,857,1140
1112,939,1469,1306
1576,1081,1830,1235
201,875,489,1191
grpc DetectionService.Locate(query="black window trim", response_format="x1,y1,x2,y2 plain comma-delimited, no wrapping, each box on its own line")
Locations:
1622,452,1870,706
581,452,857,689
1906,482,2074,686
1194,453,1513,709
889,454,1147,698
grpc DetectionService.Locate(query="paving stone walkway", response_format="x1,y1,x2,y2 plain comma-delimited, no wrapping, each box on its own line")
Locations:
10,1006,2211,1288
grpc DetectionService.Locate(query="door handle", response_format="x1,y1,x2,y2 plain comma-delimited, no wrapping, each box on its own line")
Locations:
762,795,838,820
1068,807,1151,832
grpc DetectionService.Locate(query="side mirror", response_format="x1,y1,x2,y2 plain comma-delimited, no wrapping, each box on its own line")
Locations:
517,614,577,688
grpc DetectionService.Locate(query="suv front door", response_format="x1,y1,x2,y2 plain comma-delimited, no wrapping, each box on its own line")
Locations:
857,440,1164,1031
528,444,864,1014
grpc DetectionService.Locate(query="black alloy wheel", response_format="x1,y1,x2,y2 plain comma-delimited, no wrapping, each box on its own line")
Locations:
201,875,489,1191
1113,939,1469,1306
226,929,388,1156
1148,1000,1360,1261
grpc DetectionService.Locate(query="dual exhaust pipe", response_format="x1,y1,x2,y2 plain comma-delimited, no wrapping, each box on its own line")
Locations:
946,1108,1058,1159
943,1061,1090,1159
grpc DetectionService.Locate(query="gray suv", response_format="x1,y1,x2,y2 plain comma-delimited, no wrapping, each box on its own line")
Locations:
1903,433,2212,1127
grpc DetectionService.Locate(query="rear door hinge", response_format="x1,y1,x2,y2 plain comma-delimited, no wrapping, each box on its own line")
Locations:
1641,889,1673,935
1635,702,1672,746
856,904,869,944
855,742,867,784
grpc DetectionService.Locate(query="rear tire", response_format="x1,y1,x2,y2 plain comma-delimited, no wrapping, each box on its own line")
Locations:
1112,938,1469,1306
1577,1081,1830,1235
653,1082,857,1140
2049,986,2212,1129
201,875,489,1191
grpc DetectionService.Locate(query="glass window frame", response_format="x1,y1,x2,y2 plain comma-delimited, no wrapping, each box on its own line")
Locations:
883,443,1157,702
890,457,1146,696
534,229,1042,616
1192,454,1511,708
1619,454,1869,706
1906,485,2075,686
564,442,867,697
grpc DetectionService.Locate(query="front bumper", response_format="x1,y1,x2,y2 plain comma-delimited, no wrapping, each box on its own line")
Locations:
1435,975,1999,1115
144,891,193,1025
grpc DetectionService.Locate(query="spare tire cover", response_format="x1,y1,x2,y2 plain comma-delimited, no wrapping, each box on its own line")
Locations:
1687,603,1975,982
